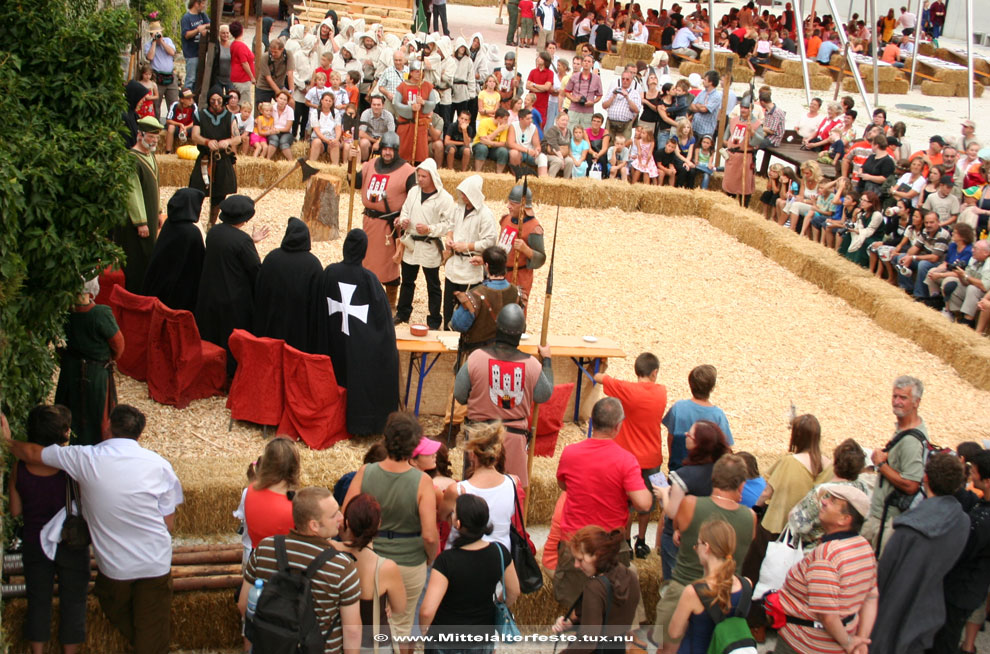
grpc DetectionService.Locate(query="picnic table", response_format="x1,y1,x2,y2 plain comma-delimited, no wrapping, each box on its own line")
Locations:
758,130,838,179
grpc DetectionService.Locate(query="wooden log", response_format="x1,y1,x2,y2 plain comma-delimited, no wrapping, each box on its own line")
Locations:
171,564,243,578
172,544,242,554
301,172,343,241
172,574,243,592
171,549,244,566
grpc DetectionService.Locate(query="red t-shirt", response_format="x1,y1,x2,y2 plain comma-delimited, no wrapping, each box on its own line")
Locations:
603,376,668,469
557,439,645,538
230,40,256,83
519,0,535,18
244,486,294,548
314,66,333,83
526,66,555,120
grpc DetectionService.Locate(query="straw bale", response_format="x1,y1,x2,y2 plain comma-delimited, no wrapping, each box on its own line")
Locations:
921,80,959,97
857,63,898,82
779,59,823,77
842,77,909,94
617,41,655,61
382,17,409,29
763,71,833,90
939,66,970,85
958,82,985,98
833,275,904,319
512,564,563,625
948,342,990,391
696,48,738,69
726,65,754,84
799,250,868,294
872,298,967,358
3,591,241,651
676,61,708,78
364,6,388,16
918,42,935,56
601,53,642,70
636,186,697,216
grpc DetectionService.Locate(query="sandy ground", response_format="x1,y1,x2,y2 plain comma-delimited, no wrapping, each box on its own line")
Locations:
151,184,990,472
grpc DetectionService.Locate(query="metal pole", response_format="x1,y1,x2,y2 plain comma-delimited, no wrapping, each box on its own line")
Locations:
966,0,974,118
869,0,878,107
793,0,813,105
908,0,923,89
709,0,716,71
826,0,874,115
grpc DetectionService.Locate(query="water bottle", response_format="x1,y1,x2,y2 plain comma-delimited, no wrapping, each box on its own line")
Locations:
246,578,264,619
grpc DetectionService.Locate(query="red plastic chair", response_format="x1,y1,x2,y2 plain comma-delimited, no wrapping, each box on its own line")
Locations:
226,329,285,428
532,383,575,457
146,302,227,408
108,286,159,381
277,344,349,450
95,266,125,307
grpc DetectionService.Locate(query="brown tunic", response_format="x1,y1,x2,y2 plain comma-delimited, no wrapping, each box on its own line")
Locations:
396,80,434,164
360,158,416,285
722,118,757,196
498,213,543,300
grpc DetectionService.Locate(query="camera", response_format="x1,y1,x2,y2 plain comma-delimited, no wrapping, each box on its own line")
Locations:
952,261,966,270
579,95,587,105
153,32,163,40
845,221,856,230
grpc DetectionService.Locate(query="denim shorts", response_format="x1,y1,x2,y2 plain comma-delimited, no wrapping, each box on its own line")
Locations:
267,131,293,149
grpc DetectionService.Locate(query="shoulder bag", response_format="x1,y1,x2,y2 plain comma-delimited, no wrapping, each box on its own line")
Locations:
60,479,91,550
494,544,521,638
508,476,544,593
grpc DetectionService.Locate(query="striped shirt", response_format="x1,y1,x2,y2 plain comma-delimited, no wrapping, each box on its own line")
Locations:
246,531,361,654
778,533,877,654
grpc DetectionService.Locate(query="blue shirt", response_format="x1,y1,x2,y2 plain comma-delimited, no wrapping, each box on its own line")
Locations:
144,37,177,73
816,40,840,64
180,11,211,59
450,279,511,333
741,477,767,507
662,399,734,470
946,242,973,267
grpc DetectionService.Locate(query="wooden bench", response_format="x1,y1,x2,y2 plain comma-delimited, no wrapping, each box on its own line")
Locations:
671,51,701,66
758,130,838,179
822,63,853,79
753,61,784,76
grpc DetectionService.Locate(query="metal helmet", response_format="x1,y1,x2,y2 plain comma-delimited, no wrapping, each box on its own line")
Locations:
495,303,526,346
380,131,400,152
508,183,532,208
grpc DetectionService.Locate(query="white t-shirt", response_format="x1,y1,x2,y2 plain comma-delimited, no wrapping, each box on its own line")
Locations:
312,109,339,139
895,172,927,207
235,113,254,135
795,111,823,140
512,121,537,147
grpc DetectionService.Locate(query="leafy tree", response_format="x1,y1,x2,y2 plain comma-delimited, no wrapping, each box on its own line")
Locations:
0,0,135,431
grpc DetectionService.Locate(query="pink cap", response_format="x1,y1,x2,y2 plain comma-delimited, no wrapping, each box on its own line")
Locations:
412,437,442,458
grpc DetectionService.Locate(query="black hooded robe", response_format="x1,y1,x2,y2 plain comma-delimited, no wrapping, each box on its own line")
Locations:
195,222,261,377
312,229,399,435
254,218,323,352
143,187,206,311
123,80,147,148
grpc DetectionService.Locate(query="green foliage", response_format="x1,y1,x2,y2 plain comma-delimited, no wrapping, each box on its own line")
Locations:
131,0,186,40
0,1,135,431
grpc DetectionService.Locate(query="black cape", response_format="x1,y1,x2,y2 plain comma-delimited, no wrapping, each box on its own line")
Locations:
195,222,261,377
313,229,399,435
254,218,322,352
123,80,147,148
143,187,206,311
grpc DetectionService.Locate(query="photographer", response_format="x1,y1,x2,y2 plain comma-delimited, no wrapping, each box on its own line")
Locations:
564,54,602,131
922,223,975,310
143,18,178,123
602,69,640,141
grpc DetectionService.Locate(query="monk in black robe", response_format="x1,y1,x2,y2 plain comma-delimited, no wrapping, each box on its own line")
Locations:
313,229,399,435
195,195,269,377
143,187,206,311
123,80,148,148
254,217,322,352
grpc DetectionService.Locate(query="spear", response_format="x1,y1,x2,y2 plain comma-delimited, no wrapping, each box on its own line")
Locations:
524,205,559,521
512,174,528,287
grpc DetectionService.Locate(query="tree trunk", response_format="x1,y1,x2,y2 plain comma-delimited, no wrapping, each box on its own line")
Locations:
301,172,343,241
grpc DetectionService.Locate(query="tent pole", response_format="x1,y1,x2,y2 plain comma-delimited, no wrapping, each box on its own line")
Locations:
908,0,923,89
869,0,878,107
826,0,873,115
966,0,973,119
793,0,812,105
709,0,716,70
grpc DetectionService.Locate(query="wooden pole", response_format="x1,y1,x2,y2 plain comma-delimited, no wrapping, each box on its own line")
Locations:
740,122,749,208
346,135,358,233
253,0,264,65
833,42,849,100
712,58,733,169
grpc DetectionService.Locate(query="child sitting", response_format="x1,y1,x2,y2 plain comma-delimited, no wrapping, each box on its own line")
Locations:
252,102,275,158
607,135,630,181
654,137,679,187
761,163,783,219
235,102,254,156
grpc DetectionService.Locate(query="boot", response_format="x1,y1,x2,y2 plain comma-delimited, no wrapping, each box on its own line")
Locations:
385,284,399,312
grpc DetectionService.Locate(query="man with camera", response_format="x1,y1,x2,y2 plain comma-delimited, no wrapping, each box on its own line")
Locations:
564,54,602,131
864,375,929,555
602,69,641,141
144,19,179,124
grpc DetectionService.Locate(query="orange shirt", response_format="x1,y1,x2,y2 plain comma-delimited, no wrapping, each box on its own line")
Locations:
603,375,668,469
807,35,822,58
881,43,900,63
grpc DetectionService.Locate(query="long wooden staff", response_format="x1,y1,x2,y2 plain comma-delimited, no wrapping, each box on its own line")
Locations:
346,125,358,232
411,82,423,165
524,206,559,521
512,175,529,287
740,121,748,208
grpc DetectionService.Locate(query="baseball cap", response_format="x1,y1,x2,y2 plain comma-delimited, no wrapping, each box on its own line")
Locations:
929,134,946,146
820,484,870,520
180,88,194,99
411,437,442,458
939,174,955,187
963,186,983,200
962,119,976,128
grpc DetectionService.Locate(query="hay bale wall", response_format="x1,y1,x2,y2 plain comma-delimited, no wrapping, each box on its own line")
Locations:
2,591,242,652
842,77,909,94
857,63,899,81
779,59,823,76
922,79,962,97
763,70,832,90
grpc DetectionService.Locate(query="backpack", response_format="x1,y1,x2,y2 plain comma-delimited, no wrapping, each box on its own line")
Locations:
245,535,340,654
694,577,758,654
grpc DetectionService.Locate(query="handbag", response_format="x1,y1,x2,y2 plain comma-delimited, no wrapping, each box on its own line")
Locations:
508,476,543,594
589,162,603,180
752,527,804,600
60,480,91,550
494,545,521,639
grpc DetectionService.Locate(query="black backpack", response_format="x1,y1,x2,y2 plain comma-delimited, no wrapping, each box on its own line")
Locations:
246,535,339,654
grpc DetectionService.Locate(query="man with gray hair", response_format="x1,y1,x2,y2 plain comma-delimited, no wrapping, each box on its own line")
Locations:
865,375,929,554
553,397,652,605
931,238,990,327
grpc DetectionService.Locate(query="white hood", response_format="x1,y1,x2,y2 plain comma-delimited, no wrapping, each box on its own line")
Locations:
453,36,468,57
416,158,443,193
456,174,486,210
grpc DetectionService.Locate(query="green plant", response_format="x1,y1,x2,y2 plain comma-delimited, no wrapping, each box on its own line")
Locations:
131,0,186,40
0,0,135,434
